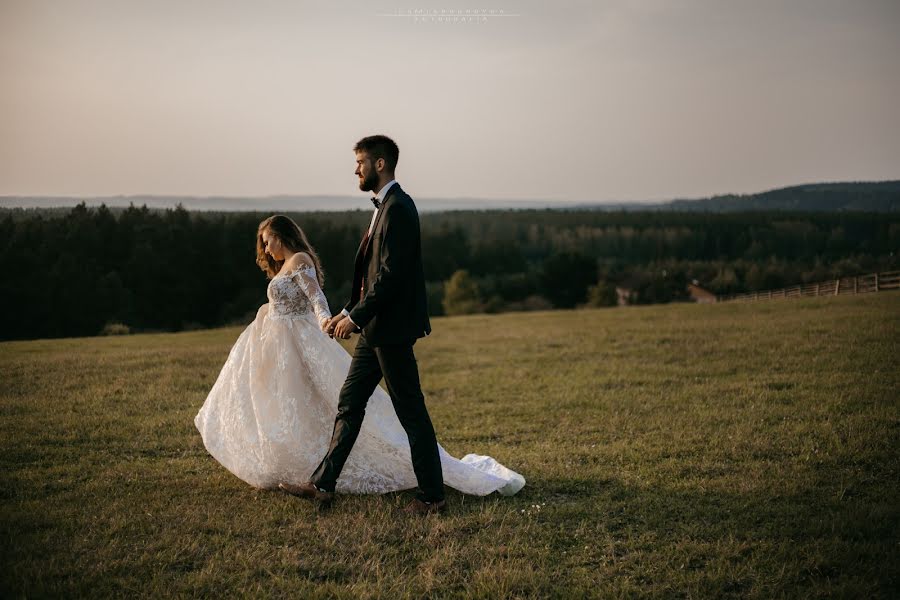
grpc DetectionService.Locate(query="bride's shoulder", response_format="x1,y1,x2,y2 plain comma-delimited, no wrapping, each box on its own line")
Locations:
284,251,315,273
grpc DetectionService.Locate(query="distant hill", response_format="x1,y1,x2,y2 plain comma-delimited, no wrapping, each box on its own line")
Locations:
663,181,900,212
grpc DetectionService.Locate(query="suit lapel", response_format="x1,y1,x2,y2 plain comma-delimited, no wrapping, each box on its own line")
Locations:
365,183,400,259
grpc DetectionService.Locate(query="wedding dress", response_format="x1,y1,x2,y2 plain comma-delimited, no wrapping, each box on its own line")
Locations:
194,263,525,496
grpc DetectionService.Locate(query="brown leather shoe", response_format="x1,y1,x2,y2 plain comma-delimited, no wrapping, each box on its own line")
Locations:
278,482,334,506
402,498,448,516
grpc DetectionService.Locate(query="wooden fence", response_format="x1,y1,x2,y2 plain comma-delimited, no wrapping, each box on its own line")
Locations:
718,270,900,303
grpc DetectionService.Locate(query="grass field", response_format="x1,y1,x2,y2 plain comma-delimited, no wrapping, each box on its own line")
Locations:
2,294,898,598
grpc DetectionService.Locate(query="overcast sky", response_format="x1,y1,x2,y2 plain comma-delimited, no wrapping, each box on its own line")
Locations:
1,0,898,202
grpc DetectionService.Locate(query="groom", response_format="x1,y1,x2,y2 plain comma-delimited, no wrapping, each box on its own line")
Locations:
280,135,446,515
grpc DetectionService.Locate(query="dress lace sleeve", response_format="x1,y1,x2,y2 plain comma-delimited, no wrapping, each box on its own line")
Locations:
290,264,331,322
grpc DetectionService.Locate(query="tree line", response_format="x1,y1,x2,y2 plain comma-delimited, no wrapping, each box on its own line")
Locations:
0,203,897,340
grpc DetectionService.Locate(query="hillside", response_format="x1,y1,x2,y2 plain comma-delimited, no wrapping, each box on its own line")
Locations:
665,180,900,212
2,294,898,597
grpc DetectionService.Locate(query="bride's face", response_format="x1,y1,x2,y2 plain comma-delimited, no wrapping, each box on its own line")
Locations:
262,229,285,261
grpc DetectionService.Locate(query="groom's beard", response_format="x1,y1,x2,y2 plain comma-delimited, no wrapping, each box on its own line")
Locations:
359,170,380,192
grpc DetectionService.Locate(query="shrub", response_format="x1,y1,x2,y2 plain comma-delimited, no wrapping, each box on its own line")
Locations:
585,281,618,307
442,270,482,315
100,322,130,336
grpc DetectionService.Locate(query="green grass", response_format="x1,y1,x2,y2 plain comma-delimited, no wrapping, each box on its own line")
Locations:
2,294,899,598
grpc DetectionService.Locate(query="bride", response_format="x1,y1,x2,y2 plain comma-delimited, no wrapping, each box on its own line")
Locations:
194,215,525,501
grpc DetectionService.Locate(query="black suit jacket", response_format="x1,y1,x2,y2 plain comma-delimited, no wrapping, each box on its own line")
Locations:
345,183,432,346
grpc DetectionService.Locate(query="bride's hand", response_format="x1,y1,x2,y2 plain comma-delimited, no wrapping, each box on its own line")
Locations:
324,314,346,337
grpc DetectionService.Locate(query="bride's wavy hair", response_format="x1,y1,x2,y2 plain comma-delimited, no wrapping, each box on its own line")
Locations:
256,215,325,286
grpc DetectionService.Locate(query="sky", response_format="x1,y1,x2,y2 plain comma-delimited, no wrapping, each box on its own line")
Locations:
1,0,899,203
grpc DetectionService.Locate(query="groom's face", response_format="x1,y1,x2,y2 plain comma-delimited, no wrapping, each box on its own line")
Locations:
355,151,380,193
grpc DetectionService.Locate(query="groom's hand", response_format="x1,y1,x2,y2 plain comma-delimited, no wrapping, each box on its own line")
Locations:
333,316,358,339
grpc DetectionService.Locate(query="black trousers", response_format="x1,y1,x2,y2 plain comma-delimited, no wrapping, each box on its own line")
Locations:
310,333,445,502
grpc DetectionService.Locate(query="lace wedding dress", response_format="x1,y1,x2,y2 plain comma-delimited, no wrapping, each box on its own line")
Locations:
194,263,525,496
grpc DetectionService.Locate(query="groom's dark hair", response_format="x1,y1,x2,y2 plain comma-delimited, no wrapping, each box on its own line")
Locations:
354,135,399,173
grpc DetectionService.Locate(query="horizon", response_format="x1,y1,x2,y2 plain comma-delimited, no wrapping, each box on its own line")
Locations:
2,178,898,209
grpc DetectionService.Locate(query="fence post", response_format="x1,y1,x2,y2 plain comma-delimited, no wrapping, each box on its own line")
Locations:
835,279,840,296
815,283,820,296
854,277,858,294
875,272,879,292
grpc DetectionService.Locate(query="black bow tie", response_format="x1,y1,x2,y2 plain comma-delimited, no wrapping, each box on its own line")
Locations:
370,197,381,209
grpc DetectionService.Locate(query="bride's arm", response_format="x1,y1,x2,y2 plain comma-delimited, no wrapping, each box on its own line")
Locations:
286,253,331,326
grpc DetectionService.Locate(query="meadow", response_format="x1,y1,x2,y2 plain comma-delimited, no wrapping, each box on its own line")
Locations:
1,293,898,598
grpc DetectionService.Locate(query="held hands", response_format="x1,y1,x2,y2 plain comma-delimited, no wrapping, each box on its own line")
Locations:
333,314,359,339
323,313,358,339
322,314,341,336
